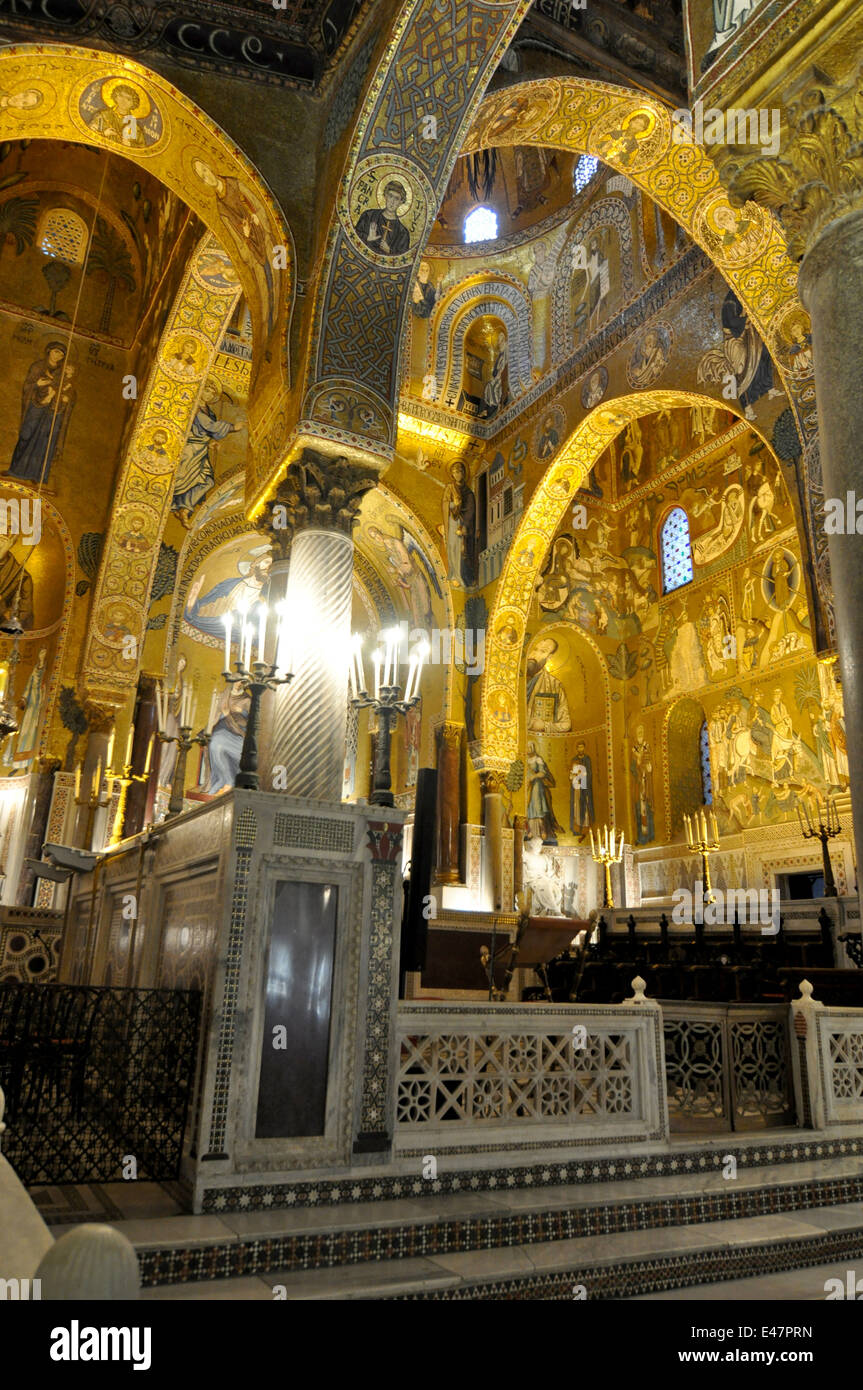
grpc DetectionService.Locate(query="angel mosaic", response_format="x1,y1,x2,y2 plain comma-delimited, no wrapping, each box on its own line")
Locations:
364,519,442,631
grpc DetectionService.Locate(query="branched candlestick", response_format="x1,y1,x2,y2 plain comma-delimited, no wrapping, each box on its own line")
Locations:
684,807,720,905
350,628,427,808
74,762,112,849
589,822,624,909
104,722,152,846
797,794,840,897
222,602,293,790
156,724,210,817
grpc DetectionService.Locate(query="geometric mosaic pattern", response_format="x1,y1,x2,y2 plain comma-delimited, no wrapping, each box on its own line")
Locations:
199,1133,863,1213
273,813,353,854
140,1163,863,1287
397,1029,634,1127
401,1226,863,1301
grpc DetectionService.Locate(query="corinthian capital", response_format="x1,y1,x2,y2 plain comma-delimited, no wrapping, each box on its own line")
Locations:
258,447,378,548
719,64,863,261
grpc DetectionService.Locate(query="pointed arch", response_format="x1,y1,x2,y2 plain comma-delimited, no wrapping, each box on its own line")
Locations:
550,196,636,359
80,232,242,706
430,275,533,410
479,389,774,770
0,44,295,508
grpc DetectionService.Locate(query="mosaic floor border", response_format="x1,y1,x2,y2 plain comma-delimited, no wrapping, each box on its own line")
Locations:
399,1226,863,1301
142,1171,863,1286
201,1134,863,1213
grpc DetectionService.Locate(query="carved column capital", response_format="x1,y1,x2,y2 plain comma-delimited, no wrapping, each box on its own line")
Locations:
436,721,463,752
480,769,508,798
257,447,379,548
718,62,863,262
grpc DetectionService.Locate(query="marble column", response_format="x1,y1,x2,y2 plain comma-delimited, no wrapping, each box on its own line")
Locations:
435,721,462,884
799,211,863,891
260,450,377,802
16,757,59,905
124,676,158,838
512,814,527,907
481,769,506,913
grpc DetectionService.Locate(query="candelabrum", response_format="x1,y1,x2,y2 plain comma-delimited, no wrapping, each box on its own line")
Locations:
74,763,112,850
797,794,841,897
221,600,294,791
105,726,152,847
350,628,428,808
684,807,720,905
589,823,624,909
155,723,210,817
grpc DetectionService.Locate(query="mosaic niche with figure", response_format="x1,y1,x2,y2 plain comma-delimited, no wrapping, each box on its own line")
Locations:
530,403,844,846
524,626,610,847
457,315,509,421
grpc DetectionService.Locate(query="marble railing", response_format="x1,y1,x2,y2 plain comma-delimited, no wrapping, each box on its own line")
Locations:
395,998,667,1151
792,982,863,1128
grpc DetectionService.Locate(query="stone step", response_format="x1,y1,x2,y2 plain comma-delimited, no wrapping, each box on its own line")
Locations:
110,1154,863,1288
137,1208,863,1300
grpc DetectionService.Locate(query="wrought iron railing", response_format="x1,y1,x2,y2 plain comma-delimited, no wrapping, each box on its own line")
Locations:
0,983,201,1185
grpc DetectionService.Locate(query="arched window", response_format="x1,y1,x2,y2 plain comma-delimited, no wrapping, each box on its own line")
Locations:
700,720,713,806
660,507,693,594
464,206,498,244
573,154,599,195
38,208,89,264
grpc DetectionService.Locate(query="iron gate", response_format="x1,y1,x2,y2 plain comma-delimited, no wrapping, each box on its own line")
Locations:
662,1003,794,1132
0,982,201,1185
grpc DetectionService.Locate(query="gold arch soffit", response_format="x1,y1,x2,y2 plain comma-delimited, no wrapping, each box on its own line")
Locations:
481,388,756,768
80,232,242,704
463,78,814,441
0,44,296,501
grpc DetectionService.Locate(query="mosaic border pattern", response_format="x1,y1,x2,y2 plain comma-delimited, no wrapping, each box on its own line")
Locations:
200,1133,863,1212
204,807,256,1155
141,1168,863,1286
402,1226,863,1301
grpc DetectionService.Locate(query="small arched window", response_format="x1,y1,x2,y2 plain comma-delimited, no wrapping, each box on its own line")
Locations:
700,720,713,806
660,506,693,594
464,206,498,244
39,208,89,264
573,154,599,195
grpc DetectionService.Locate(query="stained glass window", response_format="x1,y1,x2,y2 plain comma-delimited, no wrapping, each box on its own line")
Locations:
464,206,498,243
661,506,693,594
700,720,713,806
573,154,599,195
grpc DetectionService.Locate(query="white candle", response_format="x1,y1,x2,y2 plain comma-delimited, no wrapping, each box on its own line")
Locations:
144,737,153,775
155,682,164,732
124,723,134,768
388,630,399,688
410,641,428,699
256,603,267,664
106,729,115,770
222,613,232,671
348,641,357,699
373,649,381,700
355,641,366,695
242,622,252,672
405,655,418,703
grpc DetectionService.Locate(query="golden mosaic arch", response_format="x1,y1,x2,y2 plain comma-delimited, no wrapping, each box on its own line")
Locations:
463,78,812,436
480,390,747,770
81,233,242,705
0,44,295,502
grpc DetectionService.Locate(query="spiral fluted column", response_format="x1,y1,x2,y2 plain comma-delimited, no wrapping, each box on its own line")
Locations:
270,529,353,800
256,447,378,802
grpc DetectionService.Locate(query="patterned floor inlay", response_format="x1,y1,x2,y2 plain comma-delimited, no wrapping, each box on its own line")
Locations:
201,1134,863,1212
398,1227,863,1300
138,1172,863,1286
